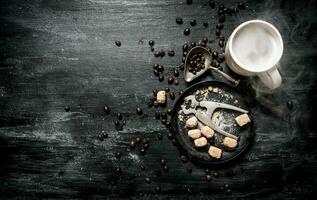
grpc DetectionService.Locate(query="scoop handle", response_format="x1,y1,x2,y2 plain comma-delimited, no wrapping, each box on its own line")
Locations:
209,66,240,87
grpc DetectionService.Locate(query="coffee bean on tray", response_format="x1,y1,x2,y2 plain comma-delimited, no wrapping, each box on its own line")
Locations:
176,17,183,24
184,28,191,36
115,40,121,47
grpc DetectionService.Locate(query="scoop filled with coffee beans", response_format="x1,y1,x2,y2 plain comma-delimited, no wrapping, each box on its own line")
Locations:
184,46,240,86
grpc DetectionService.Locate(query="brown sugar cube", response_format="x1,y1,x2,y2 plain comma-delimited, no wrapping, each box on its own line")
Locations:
156,91,166,104
208,146,222,159
194,137,207,147
223,137,238,148
186,116,198,129
188,129,201,139
235,113,251,127
201,126,214,139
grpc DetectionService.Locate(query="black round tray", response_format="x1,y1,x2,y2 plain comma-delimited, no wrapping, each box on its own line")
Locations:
170,81,255,165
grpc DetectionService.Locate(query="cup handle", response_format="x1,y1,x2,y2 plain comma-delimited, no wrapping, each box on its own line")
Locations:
258,67,282,89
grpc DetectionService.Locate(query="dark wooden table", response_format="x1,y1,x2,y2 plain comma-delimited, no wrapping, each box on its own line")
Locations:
1,0,316,199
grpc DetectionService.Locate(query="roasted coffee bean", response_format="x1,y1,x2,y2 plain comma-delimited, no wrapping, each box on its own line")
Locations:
182,57,186,63
205,169,211,174
223,7,228,13
153,101,159,107
135,137,141,144
174,79,179,85
154,51,160,57
147,100,153,108
157,65,164,72
209,0,215,8
219,15,225,23
104,106,110,114
171,139,177,145
169,92,175,100
197,40,204,47
168,77,174,85
219,35,225,41
155,111,161,120
153,168,162,177
156,133,163,140
217,53,225,62
98,134,104,141
114,120,120,127
212,51,219,58
218,66,223,71
136,107,143,115
187,167,192,174
158,75,164,82
179,63,184,70
184,28,191,36
153,69,159,76
150,47,154,52
140,165,145,171
219,40,225,47
160,112,167,119
203,21,208,27
116,152,121,159
163,165,168,172
190,19,197,26
117,113,123,120
129,139,137,148
155,186,161,193
287,100,294,110
153,89,158,96
161,119,166,125
173,69,180,77
143,143,149,149
191,42,196,47
115,40,121,47
165,120,171,127
202,37,208,44
180,155,188,163
140,148,146,154
216,23,224,30
226,189,232,194
115,167,122,174
179,90,184,96
183,43,189,52
101,130,108,139
160,50,165,57
153,64,159,70
167,133,173,139
226,7,234,15
206,175,212,182
211,60,218,67
168,50,175,56
219,4,225,10
176,17,183,24
186,0,192,5
183,51,188,57
149,40,155,46
165,87,170,93
145,177,151,184
64,106,70,112
167,108,172,115
160,159,167,166
218,9,225,16
216,28,221,36
213,172,219,177
238,2,246,10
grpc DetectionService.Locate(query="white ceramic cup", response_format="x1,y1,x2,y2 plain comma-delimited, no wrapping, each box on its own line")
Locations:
225,20,283,89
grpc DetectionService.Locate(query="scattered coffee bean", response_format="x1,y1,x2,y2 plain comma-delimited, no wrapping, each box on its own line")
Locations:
114,120,120,127
157,133,163,140
203,21,208,27
190,41,196,47
153,101,159,107
153,89,158,96
216,28,221,36
180,155,188,163
209,0,215,8
183,43,189,52
163,165,168,172
140,165,145,171
238,2,246,10
207,47,212,52
98,134,104,141
168,50,175,56
143,143,149,149
205,169,211,174
154,51,160,57
213,172,219,177
135,137,141,144
183,51,188,57
179,90,184,95
187,167,192,174
219,4,225,10
218,9,225,16
287,100,293,110
217,53,225,62
116,152,121,159
104,106,110,114
169,92,175,100
160,50,165,57
157,65,164,72
149,40,155,46
64,106,70,112
176,17,183,24
179,63,184,71
117,112,123,120
174,69,180,77
219,15,226,23
150,47,154,52
129,139,137,148
115,167,122,174
145,177,151,184
226,189,232,194
167,108,172,115
161,119,166,125
174,79,179,85
153,64,159,70
167,133,173,139
160,159,167,166
136,107,143,115
140,148,146,155
171,139,177,145
219,40,225,47
165,120,171,127
158,75,164,82
101,130,108,139
212,51,219,58
155,186,161,193
206,174,212,182
211,60,219,67
160,112,167,119
190,19,197,26
184,28,191,36
168,77,174,85
186,0,192,5
182,57,186,63
153,69,159,76
115,40,121,47
155,111,161,120
216,23,224,30
202,37,208,43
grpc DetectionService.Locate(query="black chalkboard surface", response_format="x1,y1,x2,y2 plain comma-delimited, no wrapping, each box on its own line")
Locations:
1,0,316,199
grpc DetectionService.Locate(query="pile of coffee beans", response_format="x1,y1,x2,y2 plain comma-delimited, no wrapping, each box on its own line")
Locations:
187,53,206,75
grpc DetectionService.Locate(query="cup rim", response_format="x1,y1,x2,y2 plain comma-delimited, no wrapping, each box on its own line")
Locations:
228,19,283,73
